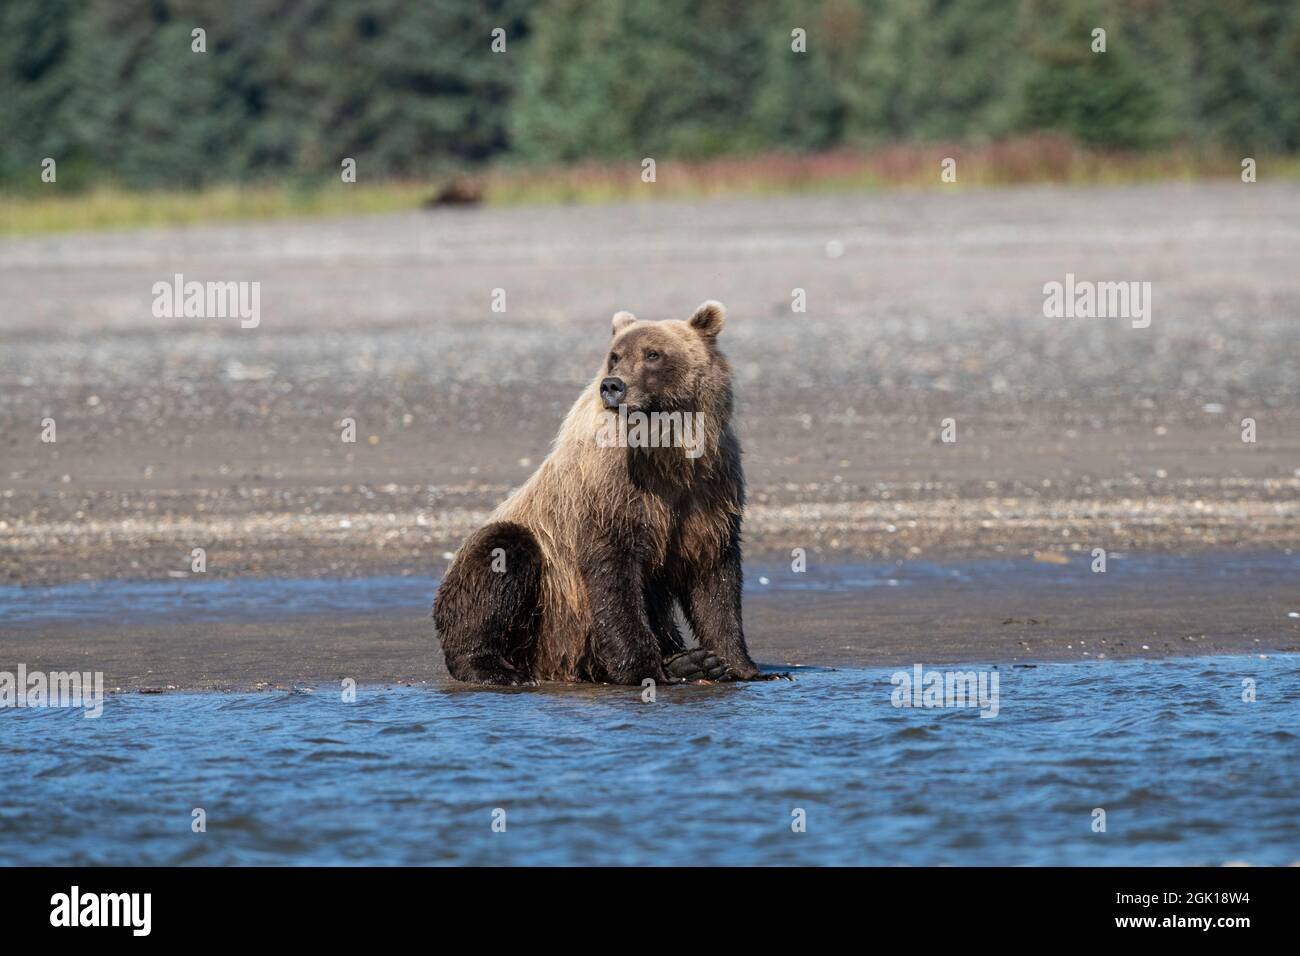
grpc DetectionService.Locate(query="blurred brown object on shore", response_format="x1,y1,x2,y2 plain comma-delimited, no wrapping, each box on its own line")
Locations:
424,178,484,207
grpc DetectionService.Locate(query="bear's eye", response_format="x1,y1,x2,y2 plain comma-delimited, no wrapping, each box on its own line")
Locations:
645,350,661,362
609,352,619,367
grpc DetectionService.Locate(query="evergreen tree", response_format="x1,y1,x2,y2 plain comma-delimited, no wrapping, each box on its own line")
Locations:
1,0,1297,189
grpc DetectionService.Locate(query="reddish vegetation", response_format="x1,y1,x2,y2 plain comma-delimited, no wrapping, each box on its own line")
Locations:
476,135,1265,205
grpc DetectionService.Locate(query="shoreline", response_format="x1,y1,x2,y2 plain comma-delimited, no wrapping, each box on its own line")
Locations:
4,185,1299,693
5,551,1297,694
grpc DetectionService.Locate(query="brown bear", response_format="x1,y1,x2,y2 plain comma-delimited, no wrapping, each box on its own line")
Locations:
433,301,776,685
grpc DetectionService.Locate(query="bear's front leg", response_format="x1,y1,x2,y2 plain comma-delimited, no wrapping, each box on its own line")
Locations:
679,517,776,681
581,547,669,685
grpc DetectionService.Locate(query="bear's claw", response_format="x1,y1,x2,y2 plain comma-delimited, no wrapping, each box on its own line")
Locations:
725,663,794,682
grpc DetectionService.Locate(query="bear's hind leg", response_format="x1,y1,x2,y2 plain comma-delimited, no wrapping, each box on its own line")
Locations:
433,522,542,685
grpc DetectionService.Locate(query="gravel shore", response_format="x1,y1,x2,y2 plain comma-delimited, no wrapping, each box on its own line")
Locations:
2,183,1297,586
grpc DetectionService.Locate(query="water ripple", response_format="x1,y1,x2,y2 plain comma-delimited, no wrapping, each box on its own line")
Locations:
2,654,1298,865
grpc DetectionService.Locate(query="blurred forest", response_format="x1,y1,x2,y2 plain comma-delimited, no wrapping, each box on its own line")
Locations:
3,0,1299,191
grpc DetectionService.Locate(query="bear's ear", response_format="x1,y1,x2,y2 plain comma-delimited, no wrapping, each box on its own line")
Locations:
611,311,637,336
687,300,726,339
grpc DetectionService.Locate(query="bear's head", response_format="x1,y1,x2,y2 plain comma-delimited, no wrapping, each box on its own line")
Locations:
599,301,731,416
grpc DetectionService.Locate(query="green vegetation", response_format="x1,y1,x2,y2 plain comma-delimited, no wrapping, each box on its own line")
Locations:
3,0,1298,232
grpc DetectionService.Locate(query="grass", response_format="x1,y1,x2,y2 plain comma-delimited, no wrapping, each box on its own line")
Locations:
0,180,435,235
3,135,1297,236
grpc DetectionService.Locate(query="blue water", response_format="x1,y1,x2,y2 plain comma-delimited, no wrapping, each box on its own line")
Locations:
3,655,1297,865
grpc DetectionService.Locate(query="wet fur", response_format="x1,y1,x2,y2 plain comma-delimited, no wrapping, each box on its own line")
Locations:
433,302,759,684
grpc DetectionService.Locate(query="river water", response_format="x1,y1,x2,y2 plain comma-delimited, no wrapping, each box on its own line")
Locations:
3,654,1297,865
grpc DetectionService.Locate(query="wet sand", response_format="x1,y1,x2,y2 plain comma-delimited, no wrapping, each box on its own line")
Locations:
4,554,1297,692
1,183,1298,688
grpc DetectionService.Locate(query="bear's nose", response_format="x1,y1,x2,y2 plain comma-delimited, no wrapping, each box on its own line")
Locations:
600,377,626,408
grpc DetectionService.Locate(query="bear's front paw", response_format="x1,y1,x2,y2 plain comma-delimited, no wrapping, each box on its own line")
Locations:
663,648,731,683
